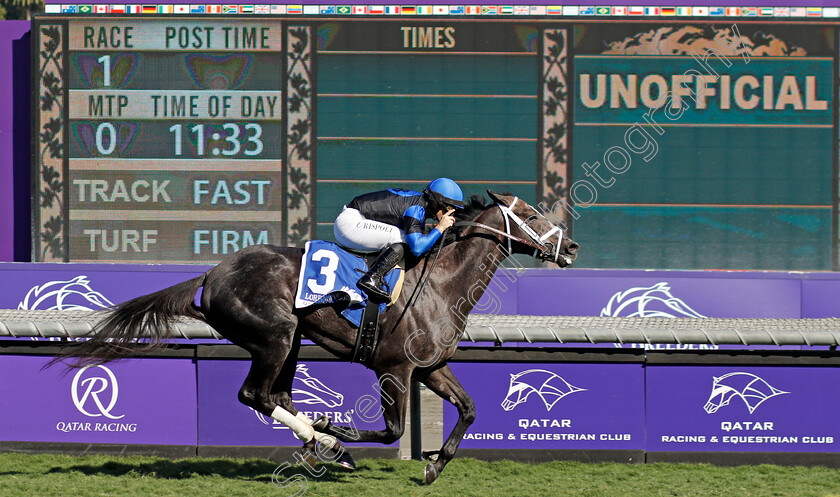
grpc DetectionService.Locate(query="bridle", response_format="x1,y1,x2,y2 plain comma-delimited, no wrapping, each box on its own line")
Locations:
454,197,569,265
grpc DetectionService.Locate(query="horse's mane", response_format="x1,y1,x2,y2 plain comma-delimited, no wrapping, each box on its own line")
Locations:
440,193,509,246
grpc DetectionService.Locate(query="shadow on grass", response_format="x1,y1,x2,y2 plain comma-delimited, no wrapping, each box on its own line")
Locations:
44,457,358,483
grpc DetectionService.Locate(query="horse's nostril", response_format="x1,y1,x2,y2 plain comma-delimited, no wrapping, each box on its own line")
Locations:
567,242,580,254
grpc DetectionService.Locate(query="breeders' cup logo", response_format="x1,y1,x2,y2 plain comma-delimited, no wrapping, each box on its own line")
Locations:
600,282,706,318
71,365,125,419
253,364,344,426
18,276,115,311
704,372,789,415
501,369,586,411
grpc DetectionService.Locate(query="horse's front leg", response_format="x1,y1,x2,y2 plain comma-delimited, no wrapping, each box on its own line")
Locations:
316,369,411,445
417,364,475,485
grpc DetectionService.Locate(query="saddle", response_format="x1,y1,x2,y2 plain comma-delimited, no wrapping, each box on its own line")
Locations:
294,240,404,365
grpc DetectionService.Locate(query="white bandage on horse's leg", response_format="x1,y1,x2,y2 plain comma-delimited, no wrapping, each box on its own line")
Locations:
296,412,339,449
271,407,314,442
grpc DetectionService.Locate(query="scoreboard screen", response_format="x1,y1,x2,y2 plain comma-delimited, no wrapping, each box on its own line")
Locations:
35,18,284,262
32,16,835,270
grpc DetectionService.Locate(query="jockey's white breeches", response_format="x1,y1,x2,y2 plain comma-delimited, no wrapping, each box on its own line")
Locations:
333,206,405,252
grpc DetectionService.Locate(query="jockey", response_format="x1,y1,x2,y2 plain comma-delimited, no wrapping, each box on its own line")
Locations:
334,178,465,301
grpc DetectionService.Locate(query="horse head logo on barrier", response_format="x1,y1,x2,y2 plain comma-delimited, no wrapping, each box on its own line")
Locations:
501,369,586,411
18,275,115,311
71,365,124,420
704,372,789,414
253,364,344,425
600,282,706,318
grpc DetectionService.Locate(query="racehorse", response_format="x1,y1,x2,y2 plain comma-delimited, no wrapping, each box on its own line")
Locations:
52,191,579,484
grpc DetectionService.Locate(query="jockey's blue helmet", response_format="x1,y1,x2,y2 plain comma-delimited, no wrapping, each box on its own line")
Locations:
424,177,465,209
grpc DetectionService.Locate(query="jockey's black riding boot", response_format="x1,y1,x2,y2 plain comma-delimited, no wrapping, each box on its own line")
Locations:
358,243,404,302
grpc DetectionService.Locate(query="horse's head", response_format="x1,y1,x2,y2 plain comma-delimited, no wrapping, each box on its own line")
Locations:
703,372,789,415
501,373,534,411
292,364,344,408
481,191,579,267
17,275,115,311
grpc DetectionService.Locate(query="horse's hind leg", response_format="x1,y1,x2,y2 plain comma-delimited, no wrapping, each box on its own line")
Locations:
418,364,475,485
268,332,356,469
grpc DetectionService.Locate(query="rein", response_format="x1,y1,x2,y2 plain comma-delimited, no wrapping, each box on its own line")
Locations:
453,220,546,253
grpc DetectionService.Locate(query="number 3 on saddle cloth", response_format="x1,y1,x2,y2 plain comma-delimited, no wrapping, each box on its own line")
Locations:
294,240,404,363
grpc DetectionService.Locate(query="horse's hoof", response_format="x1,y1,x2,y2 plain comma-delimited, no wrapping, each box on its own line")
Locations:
424,463,440,485
311,415,331,431
336,450,356,470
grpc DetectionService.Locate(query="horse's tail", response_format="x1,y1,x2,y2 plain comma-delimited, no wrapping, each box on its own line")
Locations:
49,275,207,368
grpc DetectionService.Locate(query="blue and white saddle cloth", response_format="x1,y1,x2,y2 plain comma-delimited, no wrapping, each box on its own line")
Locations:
294,240,402,327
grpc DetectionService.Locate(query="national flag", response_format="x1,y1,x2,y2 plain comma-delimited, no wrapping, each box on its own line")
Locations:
78,4,92,12
270,4,285,13
709,6,724,16
741,7,757,16
433,5,448,14
45,4,61,13
254,4,270,13
369,5,384,14
530,5,545,14
628,6,643,15
287,4,302,13
336,5,350,14
173,4,189,13
302,5,318,13
416,5,432,14
595,6,610,15
352,5,366,14
157,4,173,13
676,6,690,16
499,5,513,15
725,7,739,16
773,7,789,16
239,5,253,13
579,6,595,15
110,4,125,12
644,6,658,15
790,7,806,16
693,7,708,16
482,5,497,14
142,4,156,13
661,7,676,15
206,4,222,13
758,7,773,16
62,4,77,12
546,5,563,15
807,7,822,16
93,4,108,13
401,5,415,14
612,6,627,15
823,7,840,17
222,4,238,13
125,4,142,13
188,4,204,12
512,5,527,15
384,5,399,14
465,5,479,14
449,6,464,15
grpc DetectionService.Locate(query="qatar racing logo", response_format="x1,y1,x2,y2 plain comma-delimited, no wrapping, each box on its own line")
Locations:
600,282,706,318
253,364,344,426
501,369,586,411
18,275,115,311
71,365,125,420
704,372,789,415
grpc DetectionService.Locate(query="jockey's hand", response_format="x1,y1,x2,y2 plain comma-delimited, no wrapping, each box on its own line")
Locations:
435,209,456,233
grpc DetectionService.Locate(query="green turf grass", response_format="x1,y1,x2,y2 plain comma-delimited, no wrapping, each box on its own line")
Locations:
1,453,839,497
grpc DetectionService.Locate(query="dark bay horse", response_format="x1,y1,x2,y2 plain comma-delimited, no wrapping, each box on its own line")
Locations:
55,191,579,484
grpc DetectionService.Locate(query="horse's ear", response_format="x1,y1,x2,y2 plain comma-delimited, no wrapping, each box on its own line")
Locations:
487,190,507,205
